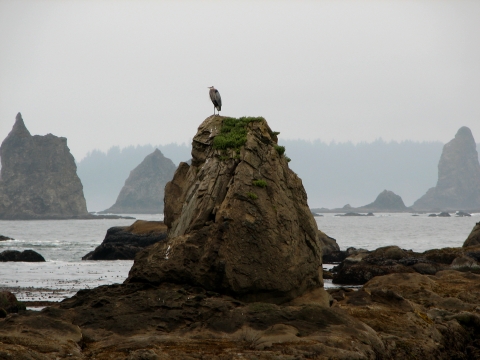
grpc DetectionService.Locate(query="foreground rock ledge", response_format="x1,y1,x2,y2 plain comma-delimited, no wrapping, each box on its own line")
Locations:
127,116,323,304
1,269,480,358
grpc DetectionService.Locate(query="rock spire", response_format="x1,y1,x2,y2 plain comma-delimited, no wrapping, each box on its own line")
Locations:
0,113,89,219
413,126,480,211
128,115,324,303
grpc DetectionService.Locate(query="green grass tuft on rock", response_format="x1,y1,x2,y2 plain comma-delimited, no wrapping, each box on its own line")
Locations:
252,179,267,188
274,145,286,156
246,192,258,200
213,117,264,150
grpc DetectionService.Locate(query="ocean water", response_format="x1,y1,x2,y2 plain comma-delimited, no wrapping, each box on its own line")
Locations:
0,214,162,303
315,212,479,252
0,212,478,303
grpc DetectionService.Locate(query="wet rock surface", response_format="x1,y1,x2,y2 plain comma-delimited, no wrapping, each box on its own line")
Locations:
331,244,480,285
82,220,167,260
101,149,176,214
0,113,89,219
0,235,13,241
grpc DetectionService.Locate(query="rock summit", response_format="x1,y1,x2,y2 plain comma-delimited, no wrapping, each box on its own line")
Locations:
0,113,88,219
128,116,324,303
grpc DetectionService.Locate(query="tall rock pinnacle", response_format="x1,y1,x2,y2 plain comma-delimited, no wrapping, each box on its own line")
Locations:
9,113,31,138
128,116,324,303
413,126,480,211
0,113,89,219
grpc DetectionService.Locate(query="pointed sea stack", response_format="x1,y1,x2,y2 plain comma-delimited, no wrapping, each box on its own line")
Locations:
412,127,480,211
128,116,324,303
0,113,88,219
101,149,176,214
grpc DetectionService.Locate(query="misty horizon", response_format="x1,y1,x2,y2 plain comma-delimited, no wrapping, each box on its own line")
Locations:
1,1,479,161
74,138,480,211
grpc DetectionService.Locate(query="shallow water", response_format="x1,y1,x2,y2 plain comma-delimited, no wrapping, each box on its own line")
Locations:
0,212,478,303
315,212,479,252
0,214,162,302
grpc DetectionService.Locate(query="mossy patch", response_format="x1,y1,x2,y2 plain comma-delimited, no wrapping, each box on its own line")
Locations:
213,117,264,151
252,179,267,188
246,192,258,200
274,145,285,156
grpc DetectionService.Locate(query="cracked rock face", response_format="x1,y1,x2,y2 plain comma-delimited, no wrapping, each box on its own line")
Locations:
0,113,88,219
413,126,480,211
128,116,323,303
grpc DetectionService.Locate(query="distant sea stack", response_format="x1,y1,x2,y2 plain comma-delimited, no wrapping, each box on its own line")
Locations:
361,190,408,211
0,113,88,219
100,149,176,214
412,127,480,211
311,189,408,213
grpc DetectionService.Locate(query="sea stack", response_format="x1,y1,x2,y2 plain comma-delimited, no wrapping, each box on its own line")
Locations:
128,116,324,303
0,113,88,219
361,189,408,211
101,149,176,214
412,127,480,211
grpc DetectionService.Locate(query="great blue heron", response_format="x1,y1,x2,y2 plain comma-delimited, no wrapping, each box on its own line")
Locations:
208,86,222,115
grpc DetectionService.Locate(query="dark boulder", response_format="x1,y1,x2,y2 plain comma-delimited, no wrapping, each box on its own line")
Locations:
335,212,366,216
0,235,13,241
318,230,340,262
0,249,45,262
0,291,25,315
331,244,480,285
323,247,368,264
438,212,451,217
333,246,417,285
82,220,167,260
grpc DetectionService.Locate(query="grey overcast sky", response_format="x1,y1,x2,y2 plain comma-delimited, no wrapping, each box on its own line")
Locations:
1,0,479,161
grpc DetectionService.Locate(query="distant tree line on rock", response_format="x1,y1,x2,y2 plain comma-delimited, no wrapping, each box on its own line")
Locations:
76,143,190,212
76,140,480,212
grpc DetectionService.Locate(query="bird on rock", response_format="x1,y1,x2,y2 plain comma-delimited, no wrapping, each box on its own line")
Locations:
208,86,222,115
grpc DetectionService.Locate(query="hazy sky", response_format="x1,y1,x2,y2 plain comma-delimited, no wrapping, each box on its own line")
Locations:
1,0,479,161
